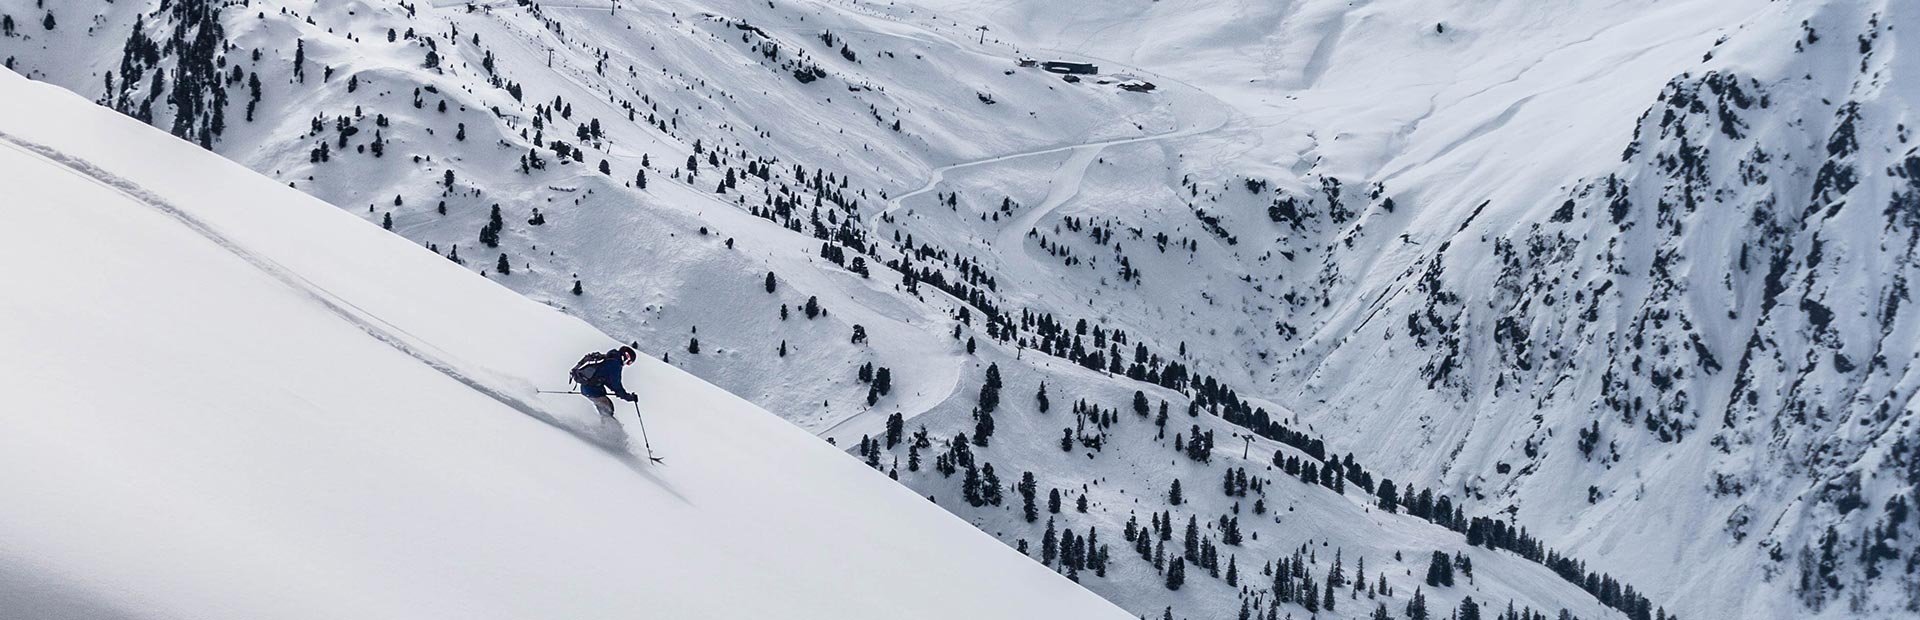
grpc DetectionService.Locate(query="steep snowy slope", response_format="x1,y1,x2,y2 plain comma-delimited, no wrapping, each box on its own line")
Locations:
6,0,1918,618
0,68,1127,620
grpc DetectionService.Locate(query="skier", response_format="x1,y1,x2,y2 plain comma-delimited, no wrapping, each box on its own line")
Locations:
572,346,639,417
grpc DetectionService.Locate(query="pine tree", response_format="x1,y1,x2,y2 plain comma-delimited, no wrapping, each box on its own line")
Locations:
981,463,1003,506
1035,382,1050,412
571,279,583,295
293,39,306,82
764,271,777,293
1168,479,1183,505
1164,558,1185,590
1457,596,1480,620
1020,472,1039,522
479,205,503,248
1407,588,1430,620
495,253,511,275
885,413,904,448
686,336,700,354
961,461,982,506
977,382,999,417
1424,551,1454,587
382,212,393,230
246,73,261,122
1042,518,1059,564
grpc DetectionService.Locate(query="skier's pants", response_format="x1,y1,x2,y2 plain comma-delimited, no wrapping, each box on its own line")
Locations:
587,394,616,417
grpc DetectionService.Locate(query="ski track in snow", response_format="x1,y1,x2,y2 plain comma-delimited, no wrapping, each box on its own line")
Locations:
0,128,688,495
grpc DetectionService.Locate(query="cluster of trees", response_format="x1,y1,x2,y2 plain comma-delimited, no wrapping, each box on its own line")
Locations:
1200,382,1676,620
1040,516,1108,581
1174,424,1216,463
1222,467,1257,497
856,363,893,405
108,1,230,148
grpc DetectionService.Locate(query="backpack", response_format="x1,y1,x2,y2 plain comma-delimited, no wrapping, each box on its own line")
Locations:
569,351,610,387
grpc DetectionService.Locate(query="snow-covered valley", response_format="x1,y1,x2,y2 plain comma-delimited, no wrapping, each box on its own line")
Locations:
2,0,1916,618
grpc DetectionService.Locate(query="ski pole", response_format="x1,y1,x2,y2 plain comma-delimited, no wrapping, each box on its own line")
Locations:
537,389,583,395
632,400,664,463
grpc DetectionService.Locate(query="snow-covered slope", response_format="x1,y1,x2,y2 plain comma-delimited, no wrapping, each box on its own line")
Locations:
852,0,1920,617
0,0,1180,436
0,68,1126,620
5,0,1918,618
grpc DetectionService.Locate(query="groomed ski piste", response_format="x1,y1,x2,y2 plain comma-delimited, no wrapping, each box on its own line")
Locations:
0,68,1128,620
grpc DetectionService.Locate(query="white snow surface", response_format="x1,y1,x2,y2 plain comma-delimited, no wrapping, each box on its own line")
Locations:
4,0,1918,617
0,68,1127,620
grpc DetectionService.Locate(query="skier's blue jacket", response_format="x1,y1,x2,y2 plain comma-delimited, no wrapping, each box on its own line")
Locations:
580,354,632,399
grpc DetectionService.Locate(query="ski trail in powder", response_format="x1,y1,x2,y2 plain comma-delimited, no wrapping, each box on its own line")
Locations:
0,129,677,483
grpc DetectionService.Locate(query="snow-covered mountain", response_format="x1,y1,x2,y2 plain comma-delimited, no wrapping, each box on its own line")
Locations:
3,0,1916,618
874,0,1920,617
0,68,1125,619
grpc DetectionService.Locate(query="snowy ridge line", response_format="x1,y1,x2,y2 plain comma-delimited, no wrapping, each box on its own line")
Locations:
0,129,650,467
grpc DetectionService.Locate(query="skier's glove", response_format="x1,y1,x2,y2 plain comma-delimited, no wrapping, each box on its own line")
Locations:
620,392,638,402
